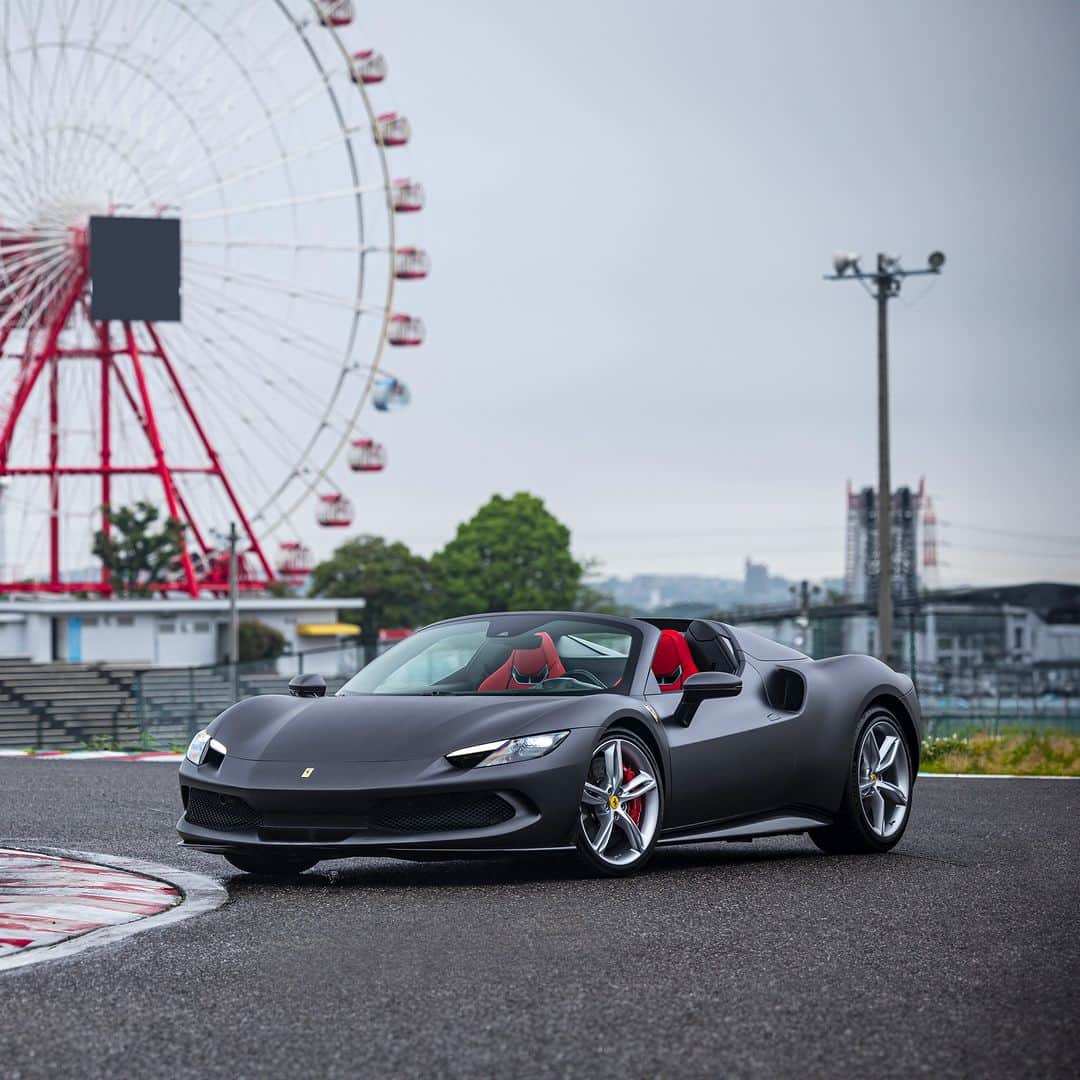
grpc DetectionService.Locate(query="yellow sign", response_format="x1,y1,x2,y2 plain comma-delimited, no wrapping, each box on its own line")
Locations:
300,767,314,778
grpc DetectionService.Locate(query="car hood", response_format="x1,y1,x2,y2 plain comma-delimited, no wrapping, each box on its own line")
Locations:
209,692,605,763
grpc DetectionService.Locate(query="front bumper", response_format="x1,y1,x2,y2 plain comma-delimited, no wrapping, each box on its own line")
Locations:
176,730,593,858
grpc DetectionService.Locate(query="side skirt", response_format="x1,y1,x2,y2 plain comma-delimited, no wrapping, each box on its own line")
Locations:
657,812,832,846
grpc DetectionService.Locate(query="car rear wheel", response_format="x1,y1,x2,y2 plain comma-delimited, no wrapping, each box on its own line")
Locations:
223,852,319,878
575,730,663,876
811,706,914,855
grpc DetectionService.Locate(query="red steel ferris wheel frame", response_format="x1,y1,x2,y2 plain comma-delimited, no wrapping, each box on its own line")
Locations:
0,236,275,596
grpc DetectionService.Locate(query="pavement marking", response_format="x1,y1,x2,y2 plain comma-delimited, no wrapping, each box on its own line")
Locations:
919,772,1078,780
0,847,226,973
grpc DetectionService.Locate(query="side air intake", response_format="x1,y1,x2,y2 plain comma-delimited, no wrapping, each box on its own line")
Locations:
764,667,806,712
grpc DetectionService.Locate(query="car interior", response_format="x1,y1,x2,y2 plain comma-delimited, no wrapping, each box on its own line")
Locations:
646,620,740,691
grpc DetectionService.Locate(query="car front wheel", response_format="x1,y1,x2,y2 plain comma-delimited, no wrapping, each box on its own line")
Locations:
575,730,663,876
811,706,914,855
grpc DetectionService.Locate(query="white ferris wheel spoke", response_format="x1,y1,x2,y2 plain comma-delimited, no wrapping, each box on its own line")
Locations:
0,0,416,584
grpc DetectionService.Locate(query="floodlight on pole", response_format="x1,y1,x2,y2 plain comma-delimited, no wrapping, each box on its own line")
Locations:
824,249,946,669
832,251,861,276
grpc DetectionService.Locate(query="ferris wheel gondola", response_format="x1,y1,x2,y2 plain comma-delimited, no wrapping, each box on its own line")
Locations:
348,438,387,473
276,540,314,579
372,377,411,413
0,0,428,593
317,492,354,528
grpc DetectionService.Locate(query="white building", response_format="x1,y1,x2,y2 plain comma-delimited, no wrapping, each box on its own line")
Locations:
0,597,364,666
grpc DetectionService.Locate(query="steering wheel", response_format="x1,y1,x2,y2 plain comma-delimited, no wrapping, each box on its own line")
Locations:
560,669,608,689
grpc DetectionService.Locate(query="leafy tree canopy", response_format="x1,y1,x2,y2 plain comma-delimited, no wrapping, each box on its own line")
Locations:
309,534,440,647
432,492,582,617
92,500,185,597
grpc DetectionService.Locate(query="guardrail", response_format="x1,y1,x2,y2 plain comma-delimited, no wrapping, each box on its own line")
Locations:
132,641,369,749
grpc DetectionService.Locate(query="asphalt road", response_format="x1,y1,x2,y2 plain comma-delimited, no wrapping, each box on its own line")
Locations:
0,762,1076,1080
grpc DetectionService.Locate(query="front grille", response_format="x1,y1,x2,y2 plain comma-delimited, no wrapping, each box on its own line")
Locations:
185,787,262,833
372,792,514,834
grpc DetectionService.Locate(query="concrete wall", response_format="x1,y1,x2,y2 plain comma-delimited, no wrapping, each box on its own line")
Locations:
0,616,26,659
69,609,345,667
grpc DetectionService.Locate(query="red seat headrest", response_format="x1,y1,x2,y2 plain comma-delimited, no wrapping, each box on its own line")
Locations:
651,629,699,692
479,631,566,691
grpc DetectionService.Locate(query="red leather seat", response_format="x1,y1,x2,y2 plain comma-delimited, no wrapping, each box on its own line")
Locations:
651,629,699,692
478,631,566,691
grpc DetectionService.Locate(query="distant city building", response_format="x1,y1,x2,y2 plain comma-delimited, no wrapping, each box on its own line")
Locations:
743,559,770,603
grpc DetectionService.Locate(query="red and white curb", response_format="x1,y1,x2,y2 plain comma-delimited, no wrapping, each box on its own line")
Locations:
0,847,226,972
0,750,183,761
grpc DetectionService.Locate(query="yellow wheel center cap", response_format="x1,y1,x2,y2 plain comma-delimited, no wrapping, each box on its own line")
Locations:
608,794,620,810
870,772,878,781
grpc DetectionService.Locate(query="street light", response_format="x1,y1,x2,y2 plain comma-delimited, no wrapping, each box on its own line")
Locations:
825,251,946,668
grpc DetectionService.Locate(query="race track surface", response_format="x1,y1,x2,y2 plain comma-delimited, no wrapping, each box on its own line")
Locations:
1,761,1076,1079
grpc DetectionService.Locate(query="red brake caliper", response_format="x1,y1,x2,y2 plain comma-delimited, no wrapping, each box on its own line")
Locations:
622,765,643,826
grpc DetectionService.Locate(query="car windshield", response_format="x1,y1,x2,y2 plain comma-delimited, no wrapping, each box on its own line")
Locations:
338,615,640,696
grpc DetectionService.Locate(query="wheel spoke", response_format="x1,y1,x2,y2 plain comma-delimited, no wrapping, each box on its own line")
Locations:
877,780,908,807
861,739,877,774
618,772,656,800
859,778,875,798
582,782,608,807
603,741,623,792
876,734,900,773
866,731,882,772
868,789,886,834
592,811,615,854
613,809,644,852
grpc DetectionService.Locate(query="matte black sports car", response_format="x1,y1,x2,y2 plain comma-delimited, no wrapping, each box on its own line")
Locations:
177,612,921,877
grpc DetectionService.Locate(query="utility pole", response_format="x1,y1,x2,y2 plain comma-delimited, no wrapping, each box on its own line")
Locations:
874,257,894,669
826,249,945,668
0,477,8,585
227,520,239,667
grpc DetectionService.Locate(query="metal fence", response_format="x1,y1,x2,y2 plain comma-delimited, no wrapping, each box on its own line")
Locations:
133,641,368,749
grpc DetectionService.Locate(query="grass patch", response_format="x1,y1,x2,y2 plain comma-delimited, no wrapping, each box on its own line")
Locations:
921,731,1080,776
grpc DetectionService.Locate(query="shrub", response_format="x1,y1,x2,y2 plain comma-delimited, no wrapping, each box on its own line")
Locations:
238,619,287,663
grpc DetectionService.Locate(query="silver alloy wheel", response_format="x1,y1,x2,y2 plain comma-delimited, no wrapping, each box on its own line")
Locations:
858,718,911,839
579,737,660,867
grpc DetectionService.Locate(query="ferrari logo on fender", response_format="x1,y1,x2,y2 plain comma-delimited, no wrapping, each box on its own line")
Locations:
300,767,314,778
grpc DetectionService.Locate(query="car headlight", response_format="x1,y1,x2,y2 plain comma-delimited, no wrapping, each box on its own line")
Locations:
185,729,227,766
446,730,570,769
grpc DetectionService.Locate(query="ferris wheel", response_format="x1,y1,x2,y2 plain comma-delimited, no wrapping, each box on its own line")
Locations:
0,0,427,594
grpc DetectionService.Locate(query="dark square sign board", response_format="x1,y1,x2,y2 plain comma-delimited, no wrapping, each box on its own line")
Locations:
89,215,181,322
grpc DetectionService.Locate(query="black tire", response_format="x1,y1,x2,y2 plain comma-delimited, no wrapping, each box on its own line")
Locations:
810,705,914,855
574,728,664,877
224,852,319,877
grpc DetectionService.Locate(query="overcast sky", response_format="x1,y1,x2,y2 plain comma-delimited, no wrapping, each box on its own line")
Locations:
349,0,1079,586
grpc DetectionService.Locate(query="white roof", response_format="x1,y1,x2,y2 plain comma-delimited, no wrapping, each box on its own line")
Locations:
0,597,364,615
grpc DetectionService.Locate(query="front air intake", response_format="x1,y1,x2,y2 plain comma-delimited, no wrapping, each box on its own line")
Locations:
371,792,514,833
184,787,263,832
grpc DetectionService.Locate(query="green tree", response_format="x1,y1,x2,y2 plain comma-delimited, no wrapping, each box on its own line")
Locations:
310,535,440,649
238,618,287,663
432,492,582,617
92,501,185,597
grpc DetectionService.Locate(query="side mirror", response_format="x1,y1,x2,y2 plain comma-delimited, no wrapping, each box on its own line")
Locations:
288,673,327,698
673,671,742,727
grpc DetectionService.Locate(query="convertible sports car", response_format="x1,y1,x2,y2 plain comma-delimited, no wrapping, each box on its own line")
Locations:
177,612,921,877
